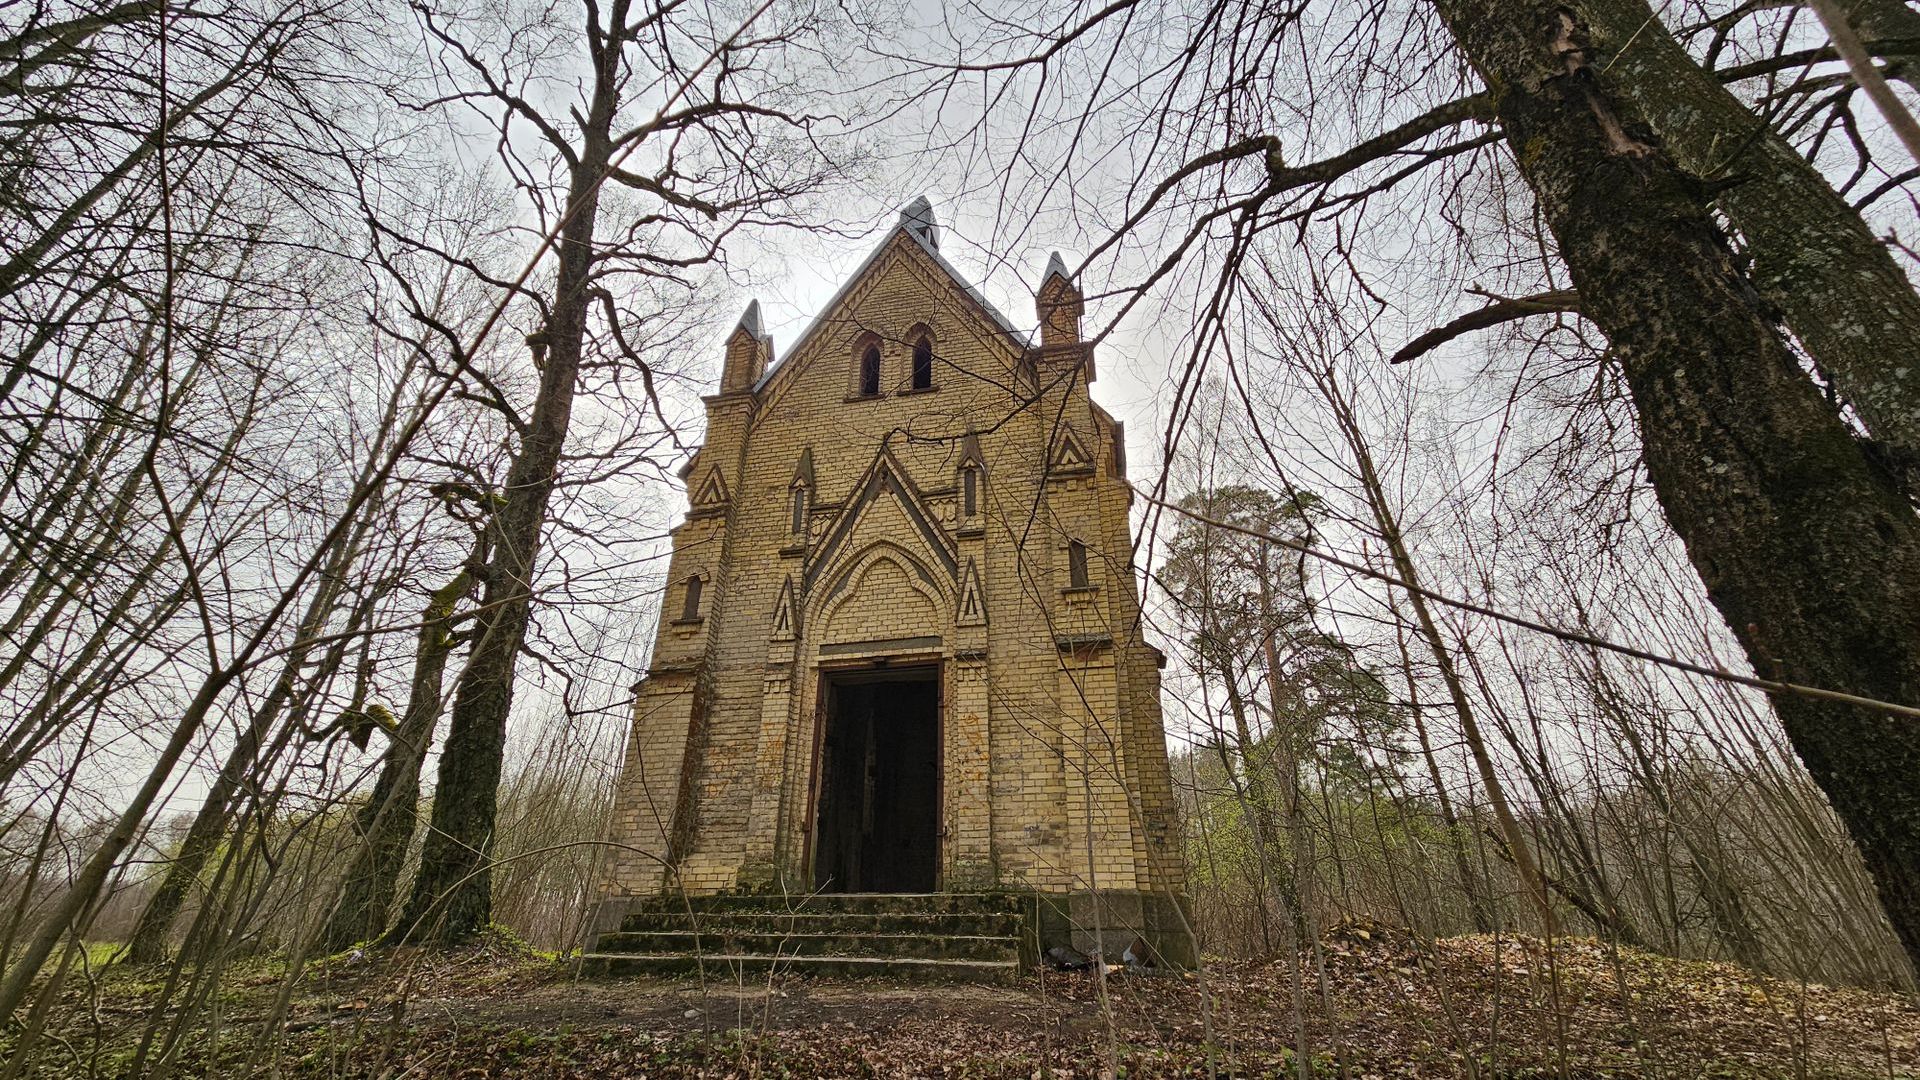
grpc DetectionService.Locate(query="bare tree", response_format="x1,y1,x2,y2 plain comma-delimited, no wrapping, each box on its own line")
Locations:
384,0,845,945
922,0,1920,971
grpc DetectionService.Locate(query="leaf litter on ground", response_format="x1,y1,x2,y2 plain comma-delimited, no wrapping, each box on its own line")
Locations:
16,920,1917,1077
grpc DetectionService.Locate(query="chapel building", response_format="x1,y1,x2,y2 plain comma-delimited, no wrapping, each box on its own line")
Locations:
591,200,1192,969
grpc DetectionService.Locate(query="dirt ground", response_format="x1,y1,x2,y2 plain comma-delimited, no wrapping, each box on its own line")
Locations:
14,924,1920,1077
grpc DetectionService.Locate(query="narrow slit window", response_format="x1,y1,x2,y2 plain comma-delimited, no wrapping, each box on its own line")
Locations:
911,335,933,389
859,345,882,396
1067,540,1089,589
790,486,807,536
962,467,978,517
681,575,704,621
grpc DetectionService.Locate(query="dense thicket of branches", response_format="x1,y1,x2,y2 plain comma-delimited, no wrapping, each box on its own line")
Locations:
0,0,848,1052
4,0,1920,1072
905,0,1920,987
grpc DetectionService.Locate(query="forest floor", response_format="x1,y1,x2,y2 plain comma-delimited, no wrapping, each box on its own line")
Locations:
12,921,1919,1077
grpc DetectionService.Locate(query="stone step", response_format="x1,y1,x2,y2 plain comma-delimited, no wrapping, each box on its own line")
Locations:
620,892,1025,917
590,892,1035,982
578,951,1021,983
618,910,1024,938
596,929,1020,962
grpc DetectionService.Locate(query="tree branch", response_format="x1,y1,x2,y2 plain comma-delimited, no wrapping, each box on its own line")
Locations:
1390,289,1582,365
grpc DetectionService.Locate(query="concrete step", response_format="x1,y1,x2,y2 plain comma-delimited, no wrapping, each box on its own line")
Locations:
589,893,1035,982
620,892,1024,917
618,910,1024,938
578,951,1021,983
596,929,1020,962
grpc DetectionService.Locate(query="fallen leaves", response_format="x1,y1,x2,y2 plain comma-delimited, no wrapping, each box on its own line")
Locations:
22,925,1920,1078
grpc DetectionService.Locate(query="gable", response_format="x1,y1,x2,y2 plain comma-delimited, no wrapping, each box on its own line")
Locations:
1050,426,1094,473
751,227,1030,417
807,448,957,595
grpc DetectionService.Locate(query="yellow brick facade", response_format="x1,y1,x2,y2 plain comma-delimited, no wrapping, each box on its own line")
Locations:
598,202,1188,955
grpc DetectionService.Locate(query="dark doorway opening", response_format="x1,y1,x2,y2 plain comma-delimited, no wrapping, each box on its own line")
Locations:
812,668,940,893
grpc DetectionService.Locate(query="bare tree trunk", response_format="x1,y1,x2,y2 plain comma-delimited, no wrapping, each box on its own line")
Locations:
320,565,472,952
1463,635,1646,946
1222,656,1294,911
122,376,402,962
1321,374,1558,931
1586,653,1766,966
390,75,610,947
1393,624,1495,933
1253,548,1312,947
122,552,364,963
1833,0,1920,93
1252,548,1332,1080
1809,0,1920,166
1436,0,1920,970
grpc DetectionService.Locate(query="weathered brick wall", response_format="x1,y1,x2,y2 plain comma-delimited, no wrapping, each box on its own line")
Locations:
601,210,1187,902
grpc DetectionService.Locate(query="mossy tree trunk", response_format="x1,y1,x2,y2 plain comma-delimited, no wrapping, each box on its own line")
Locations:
320,566,472,952
387,82,609,950
1580,0,1920,488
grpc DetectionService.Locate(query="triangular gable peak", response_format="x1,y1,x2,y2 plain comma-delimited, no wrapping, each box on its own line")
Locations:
750,211,1032,413
1050,426,1095,474
691,463,730,509
957,429,986,474
805,444,958,593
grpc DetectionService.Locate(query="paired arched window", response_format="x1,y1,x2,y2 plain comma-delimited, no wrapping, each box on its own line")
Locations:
911,333,933,390
852,329,934,396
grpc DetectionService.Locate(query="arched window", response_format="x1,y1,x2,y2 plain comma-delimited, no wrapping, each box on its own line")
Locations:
1067,540,1090,589
858,344,882,397
962,466,978,518
911,334,933,390
790,483,808,536
680,574,705,621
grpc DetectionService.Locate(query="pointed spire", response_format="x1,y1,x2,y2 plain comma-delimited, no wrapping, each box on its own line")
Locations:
1042,251,1072,287
958,429,985,471
721,298,773,393
735,298,764,339
1036,249,1084,348
899,196,939,250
